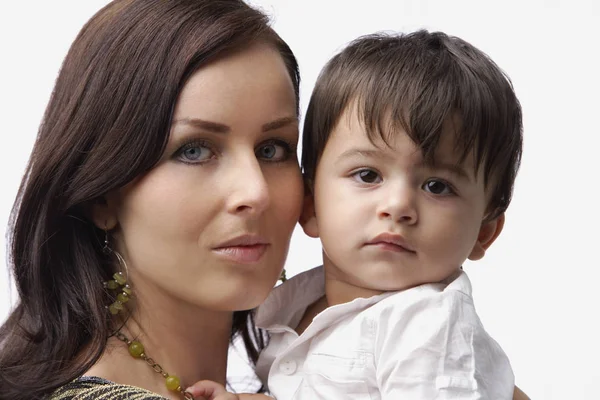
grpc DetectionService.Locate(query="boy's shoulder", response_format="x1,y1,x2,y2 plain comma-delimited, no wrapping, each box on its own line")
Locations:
364,270,479,328
366,272,514,396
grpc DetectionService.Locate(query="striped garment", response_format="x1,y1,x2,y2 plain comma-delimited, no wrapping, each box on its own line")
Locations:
49,376,168,400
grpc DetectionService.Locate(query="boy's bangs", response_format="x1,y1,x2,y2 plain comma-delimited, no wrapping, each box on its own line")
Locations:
303,31,522,218
349,37,517,186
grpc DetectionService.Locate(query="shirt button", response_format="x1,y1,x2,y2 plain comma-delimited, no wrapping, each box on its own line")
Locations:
279,359,297,375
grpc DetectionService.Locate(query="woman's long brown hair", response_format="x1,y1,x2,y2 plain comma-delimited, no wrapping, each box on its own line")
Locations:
0,1,299,398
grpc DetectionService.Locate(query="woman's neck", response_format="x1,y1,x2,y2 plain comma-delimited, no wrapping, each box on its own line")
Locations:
86,278,233,399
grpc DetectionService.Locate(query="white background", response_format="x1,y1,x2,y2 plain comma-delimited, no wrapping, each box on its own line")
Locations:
1,1,599,399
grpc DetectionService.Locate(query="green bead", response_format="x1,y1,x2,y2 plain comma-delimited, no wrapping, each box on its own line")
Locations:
165,375,181,391
106,280,119,290
128,341,144,358
122,286,133,296
117,292,129,303
108,301,123,314
108,303,120,315
113,272,127,286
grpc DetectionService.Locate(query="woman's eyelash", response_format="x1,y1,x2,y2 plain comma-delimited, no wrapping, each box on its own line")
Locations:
257,138,298,162
179,140,207,151
173,139,216,164
172,137,298,165
275,138,297,150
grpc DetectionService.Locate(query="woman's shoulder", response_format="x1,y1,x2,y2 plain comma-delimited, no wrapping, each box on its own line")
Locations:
49,376,168,400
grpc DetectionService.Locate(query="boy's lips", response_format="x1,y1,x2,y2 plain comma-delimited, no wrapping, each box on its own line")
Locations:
365,232,416,253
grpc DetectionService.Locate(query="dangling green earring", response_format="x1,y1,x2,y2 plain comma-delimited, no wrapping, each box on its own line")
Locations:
279,268,287,282
104,270,132,315
101,230,191,398
102,230,132,315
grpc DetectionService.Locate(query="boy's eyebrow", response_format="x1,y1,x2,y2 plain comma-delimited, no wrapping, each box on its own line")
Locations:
425,161,473,182
336,148,384,163
171,116,297,133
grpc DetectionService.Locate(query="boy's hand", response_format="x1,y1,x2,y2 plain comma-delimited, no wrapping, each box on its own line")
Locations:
185,380,274,400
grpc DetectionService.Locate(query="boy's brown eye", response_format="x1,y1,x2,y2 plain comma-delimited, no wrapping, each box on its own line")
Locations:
423,179,453,195
356,169,381,184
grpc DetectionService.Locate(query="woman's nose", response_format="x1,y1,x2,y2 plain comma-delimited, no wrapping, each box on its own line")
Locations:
225,156,270,216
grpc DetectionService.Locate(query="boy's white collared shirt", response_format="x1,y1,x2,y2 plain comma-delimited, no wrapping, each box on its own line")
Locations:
255,266,514,399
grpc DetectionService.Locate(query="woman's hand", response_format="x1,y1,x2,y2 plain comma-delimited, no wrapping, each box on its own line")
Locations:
514,386,531,400
185,380,274,400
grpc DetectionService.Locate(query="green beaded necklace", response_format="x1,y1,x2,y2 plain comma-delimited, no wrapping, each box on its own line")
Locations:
115,331,194,399
105,266,193,399
104,249,278,399
103,241,195,399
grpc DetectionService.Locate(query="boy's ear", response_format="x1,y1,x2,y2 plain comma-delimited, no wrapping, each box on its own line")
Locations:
468,213,505,261
89,192,119,231
299,193,319,238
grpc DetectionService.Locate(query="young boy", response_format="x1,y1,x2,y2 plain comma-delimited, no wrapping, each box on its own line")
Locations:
254,30,523,399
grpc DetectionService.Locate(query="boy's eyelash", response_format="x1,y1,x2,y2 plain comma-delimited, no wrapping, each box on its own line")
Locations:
426,177,458,194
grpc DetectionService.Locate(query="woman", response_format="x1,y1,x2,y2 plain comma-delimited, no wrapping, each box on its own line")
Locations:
0,1,530,399
0,1,301,398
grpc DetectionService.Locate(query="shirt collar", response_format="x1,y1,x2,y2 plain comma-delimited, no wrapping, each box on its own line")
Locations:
255,265,394,331
255,265,325,330
255,266,471,330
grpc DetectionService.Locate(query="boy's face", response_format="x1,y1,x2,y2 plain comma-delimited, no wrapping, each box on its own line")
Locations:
301,107,503,294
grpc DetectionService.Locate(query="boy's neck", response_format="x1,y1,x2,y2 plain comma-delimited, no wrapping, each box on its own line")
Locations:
295,268,384,336
324,275,385,307
295,264,389,336
295,295,327,335
322,256,386,307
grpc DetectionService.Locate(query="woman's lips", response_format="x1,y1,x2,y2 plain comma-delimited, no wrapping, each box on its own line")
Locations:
212,244,269,264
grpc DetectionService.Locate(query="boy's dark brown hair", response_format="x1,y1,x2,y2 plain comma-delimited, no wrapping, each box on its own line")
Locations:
302,30,523,219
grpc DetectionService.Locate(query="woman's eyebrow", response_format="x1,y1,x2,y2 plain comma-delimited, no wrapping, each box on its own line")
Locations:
172,118,230,134
171,116,297,134
261,116,297,132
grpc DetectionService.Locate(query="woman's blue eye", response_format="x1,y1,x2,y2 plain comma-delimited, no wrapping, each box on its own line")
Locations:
256,142,289,162
352,169,382,184
422,179,454,195
177,143,214,163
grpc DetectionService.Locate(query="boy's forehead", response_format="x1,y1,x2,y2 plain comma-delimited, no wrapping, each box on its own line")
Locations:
333,105,475,168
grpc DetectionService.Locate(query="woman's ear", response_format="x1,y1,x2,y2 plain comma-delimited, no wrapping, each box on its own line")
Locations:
90,192,119,230
468,213,505,261
299,194,319,238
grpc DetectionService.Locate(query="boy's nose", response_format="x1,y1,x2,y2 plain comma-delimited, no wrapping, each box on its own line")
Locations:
377,187,417,224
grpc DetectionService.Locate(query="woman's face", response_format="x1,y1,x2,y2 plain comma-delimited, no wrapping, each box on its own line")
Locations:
109,42,302,311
